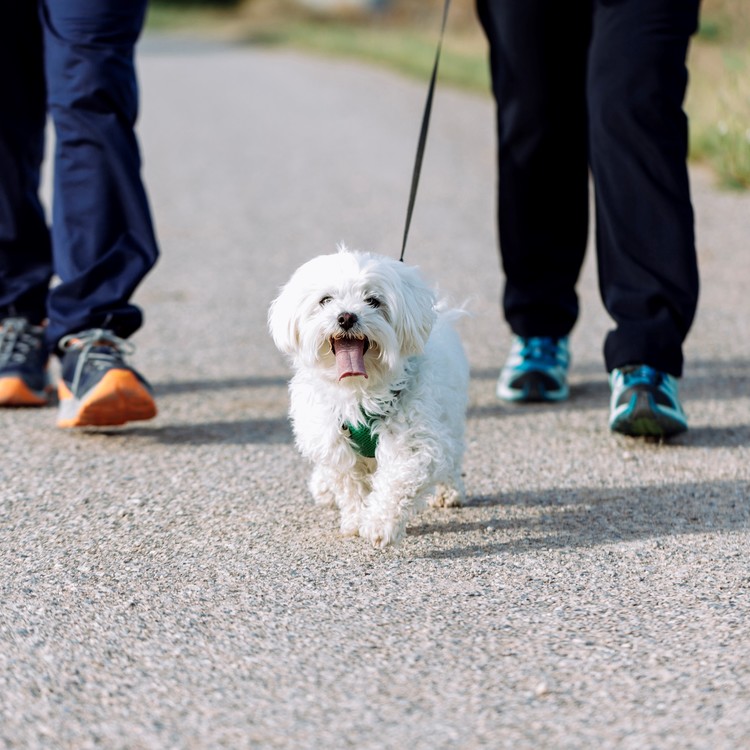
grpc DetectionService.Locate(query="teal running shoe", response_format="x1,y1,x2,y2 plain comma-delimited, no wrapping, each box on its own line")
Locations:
609,365,687,437
497,336,570,403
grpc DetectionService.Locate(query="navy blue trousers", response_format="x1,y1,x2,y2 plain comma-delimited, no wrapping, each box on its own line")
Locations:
476,0,701,376
0,0,158,352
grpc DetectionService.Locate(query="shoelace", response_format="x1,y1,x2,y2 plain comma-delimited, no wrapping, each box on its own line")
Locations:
621,365,662,387
0,318,42,368
59,328,134,394
519,337,565,367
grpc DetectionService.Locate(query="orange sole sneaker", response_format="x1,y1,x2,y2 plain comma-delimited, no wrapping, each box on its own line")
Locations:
0,376,50,407
57,369,157,428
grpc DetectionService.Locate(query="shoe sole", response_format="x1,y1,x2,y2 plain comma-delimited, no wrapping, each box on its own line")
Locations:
497,371,569,403
57,369,157,428
610,391,687,437
0,376,50,407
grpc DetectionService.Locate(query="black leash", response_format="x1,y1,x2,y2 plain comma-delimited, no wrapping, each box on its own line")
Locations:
399,0,451,263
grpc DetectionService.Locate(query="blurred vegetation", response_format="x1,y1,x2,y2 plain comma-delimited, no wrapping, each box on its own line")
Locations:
148,0,750,189
687,0,750,189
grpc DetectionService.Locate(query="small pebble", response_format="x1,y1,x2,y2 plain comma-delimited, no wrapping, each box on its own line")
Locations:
535,682,549,697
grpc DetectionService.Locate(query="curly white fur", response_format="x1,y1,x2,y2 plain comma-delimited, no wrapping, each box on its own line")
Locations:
268,246,469,548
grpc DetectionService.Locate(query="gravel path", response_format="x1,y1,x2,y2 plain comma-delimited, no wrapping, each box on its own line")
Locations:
2,35,749,749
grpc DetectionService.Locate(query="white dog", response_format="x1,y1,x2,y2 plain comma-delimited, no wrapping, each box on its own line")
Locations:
268,246,469,548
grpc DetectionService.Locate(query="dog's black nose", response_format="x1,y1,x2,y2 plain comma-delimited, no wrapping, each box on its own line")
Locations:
337,312,358,331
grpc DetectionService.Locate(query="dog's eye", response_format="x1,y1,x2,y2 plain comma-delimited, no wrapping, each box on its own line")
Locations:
319,295,333,306
365,296,381,309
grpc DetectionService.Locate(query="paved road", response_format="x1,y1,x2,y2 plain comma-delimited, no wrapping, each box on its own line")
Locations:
2,34,749,749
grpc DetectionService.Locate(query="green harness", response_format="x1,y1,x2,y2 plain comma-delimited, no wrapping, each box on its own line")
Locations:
343,410,379,458
342,388,404,459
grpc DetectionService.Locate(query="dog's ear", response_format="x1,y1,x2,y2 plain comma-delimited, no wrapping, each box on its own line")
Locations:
394,265,437,357
268,282,300,355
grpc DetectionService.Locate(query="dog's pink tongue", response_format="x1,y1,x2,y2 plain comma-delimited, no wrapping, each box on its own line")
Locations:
335,338,367,380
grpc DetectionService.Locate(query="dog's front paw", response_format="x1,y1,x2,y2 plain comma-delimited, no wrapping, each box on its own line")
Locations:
339,509,361,538
430,484,464,508
359,513,406,549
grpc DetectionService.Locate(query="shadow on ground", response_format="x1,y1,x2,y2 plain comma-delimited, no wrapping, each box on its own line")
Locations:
413,479,750,559
153,375,288,395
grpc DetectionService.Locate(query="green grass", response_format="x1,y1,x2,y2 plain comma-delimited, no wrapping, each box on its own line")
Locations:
694,125,750,190
688,13,750,189
244,20,491,93
146,1,239,31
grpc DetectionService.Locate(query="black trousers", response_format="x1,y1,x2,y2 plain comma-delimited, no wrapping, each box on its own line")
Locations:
476,0,701,376
0,0,158,352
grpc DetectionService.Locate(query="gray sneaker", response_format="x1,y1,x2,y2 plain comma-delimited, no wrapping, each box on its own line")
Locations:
57,329,156,428
0,317,51,406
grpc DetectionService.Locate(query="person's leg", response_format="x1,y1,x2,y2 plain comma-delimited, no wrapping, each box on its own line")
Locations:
588,0,700,378
41,0,159,352
0,2,51,325
41,0,158,427
476,0,592,337
0,3,53,406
